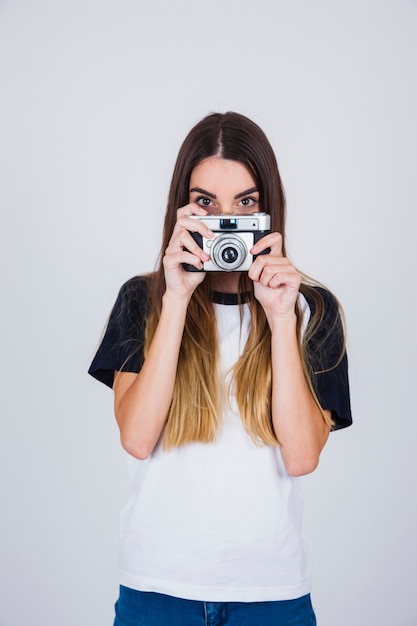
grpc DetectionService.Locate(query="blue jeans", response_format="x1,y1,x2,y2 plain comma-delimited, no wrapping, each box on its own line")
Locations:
114,586,317,626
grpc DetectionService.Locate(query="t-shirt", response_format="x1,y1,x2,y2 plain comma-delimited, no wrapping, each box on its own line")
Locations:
88,275,352,602
89,276,352,429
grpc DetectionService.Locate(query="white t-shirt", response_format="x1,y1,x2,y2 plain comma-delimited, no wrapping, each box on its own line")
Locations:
118,297,312,602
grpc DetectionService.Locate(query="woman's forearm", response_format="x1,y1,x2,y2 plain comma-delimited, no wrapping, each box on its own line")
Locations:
114,293,189,460
270,313,330,476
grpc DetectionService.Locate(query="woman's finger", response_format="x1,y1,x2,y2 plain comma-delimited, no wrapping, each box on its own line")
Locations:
251,231,283,256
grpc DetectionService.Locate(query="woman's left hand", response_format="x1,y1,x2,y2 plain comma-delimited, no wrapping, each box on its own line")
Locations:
249,232,301,320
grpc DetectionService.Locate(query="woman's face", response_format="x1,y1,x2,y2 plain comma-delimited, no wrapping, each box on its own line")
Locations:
189,157,259,215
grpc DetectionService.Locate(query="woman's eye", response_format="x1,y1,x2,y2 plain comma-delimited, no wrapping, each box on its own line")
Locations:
196,196,213,207
239,197,258,207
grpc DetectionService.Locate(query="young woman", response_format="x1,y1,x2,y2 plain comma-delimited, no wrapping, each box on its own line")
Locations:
89,112,352,626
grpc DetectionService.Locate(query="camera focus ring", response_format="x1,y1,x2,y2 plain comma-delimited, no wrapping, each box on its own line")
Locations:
210,235,248,270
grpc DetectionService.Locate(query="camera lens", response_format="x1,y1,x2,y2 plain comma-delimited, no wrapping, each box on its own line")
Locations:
222,247,239,264
211,235,247,271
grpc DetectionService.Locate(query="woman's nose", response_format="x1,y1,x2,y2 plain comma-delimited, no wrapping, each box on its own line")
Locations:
212,205,234,215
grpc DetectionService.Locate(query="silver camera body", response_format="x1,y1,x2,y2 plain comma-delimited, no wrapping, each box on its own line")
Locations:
183,213,271,272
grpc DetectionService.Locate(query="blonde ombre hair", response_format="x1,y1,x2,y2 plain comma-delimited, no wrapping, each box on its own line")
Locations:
144,113,341,449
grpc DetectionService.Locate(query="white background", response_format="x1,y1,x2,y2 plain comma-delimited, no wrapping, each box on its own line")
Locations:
1,1,416,625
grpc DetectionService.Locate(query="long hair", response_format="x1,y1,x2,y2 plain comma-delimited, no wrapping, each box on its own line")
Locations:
145,112,335,449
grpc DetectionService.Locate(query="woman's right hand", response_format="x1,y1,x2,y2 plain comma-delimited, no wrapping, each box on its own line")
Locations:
114,205,214,460
162,204,214,300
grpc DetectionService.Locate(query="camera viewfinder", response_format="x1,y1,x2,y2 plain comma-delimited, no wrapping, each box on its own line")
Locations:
220,218,237,229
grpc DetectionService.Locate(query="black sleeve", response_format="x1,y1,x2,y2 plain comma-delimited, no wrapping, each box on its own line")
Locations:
302,286,352,430
88,275,151,389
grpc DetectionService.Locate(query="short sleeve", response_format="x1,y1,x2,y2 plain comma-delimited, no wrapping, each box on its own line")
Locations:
88,275,151,388
302,286,352,430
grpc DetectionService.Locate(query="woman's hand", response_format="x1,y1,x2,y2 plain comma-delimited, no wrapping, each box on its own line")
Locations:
163,204,214,301
250,231,329,475
249,232,301,321
115,205,215,460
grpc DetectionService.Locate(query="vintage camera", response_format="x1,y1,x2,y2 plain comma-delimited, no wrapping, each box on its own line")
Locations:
183,212,271,272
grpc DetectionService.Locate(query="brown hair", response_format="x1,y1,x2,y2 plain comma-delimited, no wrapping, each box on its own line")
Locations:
145,112,336,449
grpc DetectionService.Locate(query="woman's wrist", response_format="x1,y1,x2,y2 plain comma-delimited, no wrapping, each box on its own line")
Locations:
267,311,297,334
162,290,191,310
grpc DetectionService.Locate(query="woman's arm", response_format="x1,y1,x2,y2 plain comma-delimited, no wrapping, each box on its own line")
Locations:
113,293,189,460
113,204,212,460
268,313,330,476
250,232,330,476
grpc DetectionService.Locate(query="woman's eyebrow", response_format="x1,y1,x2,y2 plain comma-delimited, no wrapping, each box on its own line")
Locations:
234,187,258,199
190,186,258,199
189,187,217,199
